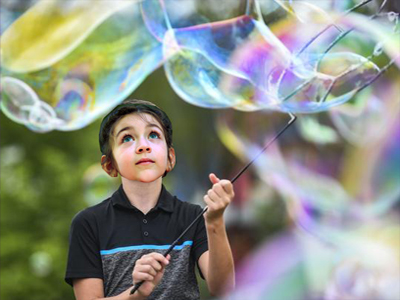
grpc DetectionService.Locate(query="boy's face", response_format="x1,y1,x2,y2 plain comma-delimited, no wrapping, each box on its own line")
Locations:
103,113,175,183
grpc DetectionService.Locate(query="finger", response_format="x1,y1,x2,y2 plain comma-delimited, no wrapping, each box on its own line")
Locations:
145,257,163,271
150,259,164,271
137,256,162,273
153,266,166,283
203,195,218,211
133,268,155,281
212,183,224,198
148,253,170,266
209,173,220,185
220,179,234,195
136,264,157,277
203,195,214,207
207,189,218,202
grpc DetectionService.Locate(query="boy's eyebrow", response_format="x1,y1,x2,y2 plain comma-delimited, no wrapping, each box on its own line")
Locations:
115,126,133,138
115,124,163,138
147,123,163,131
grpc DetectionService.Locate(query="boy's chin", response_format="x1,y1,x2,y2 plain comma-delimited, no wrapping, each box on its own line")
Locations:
136,174,163,183
122,170,165,183
138,178,160,183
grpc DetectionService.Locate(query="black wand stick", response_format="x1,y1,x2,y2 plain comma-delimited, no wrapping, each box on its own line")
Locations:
130,113,297,295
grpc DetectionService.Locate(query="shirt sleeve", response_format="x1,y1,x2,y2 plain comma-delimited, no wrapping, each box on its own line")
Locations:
65,209,103,286
191,205,209,278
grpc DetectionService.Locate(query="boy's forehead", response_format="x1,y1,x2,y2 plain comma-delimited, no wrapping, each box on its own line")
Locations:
112,112,161,134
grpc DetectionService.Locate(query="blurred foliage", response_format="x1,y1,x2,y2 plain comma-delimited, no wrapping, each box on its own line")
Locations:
1,96,101,299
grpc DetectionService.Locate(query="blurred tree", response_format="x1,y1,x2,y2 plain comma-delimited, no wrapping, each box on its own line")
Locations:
1,108,101,299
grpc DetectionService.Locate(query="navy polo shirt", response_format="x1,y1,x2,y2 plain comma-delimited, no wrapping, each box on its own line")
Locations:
65,185,208,299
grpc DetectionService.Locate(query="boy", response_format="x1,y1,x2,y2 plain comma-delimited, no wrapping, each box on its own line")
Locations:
65,99,235,300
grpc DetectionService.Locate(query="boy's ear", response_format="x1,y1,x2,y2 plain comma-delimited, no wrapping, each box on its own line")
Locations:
166,148,176,173
101,155,118,177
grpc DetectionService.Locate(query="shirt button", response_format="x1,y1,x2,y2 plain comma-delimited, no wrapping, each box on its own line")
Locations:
143,231,149,236
143,219,147,224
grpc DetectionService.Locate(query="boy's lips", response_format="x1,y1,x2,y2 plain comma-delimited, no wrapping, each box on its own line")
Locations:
136,158,155,165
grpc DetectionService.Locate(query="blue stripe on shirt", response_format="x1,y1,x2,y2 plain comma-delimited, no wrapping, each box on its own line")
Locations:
100,241,193,255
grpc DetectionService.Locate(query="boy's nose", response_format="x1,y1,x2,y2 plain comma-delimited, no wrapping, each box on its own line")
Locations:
136,143,151,154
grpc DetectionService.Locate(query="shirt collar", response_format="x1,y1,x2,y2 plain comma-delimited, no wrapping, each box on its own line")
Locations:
111,184,174,213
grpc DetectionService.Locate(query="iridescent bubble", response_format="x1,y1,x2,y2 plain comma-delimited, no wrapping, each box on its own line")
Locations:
0,76,65,132
329,88,396,146
275,0,335,25
159,0,384,113
216,84,400,233
1,0,134,73
296,115,339,145
323,226,400,300
1,76,40,124
160,13,298,110
216,110,352,239
1,0,164,131
276,52,380,113
229,226,400,300
0,0,396,132
338,11,400,68
0,0,36,34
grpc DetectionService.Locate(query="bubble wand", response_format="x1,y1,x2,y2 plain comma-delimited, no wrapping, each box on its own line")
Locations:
130,112,297,295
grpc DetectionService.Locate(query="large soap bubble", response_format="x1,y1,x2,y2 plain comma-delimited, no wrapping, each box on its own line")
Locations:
1,0,397,131
228,225,400,300
1,0,163,132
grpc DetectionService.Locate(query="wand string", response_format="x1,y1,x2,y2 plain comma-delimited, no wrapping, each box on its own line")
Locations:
130,112,297,295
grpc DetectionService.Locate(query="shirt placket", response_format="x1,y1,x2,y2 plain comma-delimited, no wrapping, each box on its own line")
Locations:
142,216,149,239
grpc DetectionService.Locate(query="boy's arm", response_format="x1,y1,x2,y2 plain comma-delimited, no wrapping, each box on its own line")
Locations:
73,278,143,300
198,173,235,296
73,253,170,300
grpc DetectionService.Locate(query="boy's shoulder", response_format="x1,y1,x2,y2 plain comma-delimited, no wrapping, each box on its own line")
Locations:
71,197,112,225
157,185,203,214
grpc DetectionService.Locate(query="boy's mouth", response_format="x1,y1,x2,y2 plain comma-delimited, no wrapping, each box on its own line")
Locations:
136,158,155,165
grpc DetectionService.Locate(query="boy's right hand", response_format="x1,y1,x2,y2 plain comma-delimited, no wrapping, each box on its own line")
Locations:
132,252,170,297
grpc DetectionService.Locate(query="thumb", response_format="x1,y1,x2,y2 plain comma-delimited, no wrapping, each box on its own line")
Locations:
209,173,220,185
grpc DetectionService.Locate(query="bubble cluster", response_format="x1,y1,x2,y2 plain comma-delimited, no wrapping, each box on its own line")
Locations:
213,7,400,294
217,103,400,299
228,226,400,300
1,0,163,131
1,0,397,131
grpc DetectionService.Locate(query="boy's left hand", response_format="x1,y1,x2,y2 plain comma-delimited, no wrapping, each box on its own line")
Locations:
203,173,234,223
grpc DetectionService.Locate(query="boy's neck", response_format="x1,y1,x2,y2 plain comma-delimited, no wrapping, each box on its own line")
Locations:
121,178,163,215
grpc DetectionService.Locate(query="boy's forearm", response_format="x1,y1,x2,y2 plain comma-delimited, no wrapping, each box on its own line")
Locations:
81,287,144,300
205,217,235,295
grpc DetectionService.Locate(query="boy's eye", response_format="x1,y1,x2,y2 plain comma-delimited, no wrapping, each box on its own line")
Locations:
149,131,160,139
122,135,133,143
